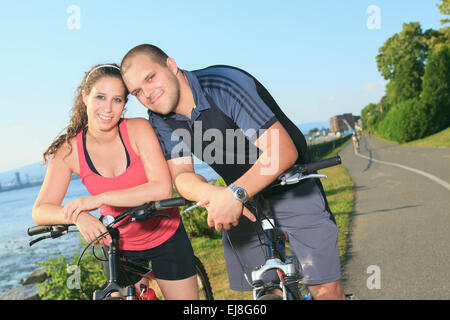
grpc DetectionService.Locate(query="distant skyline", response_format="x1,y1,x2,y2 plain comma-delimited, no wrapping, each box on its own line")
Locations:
0,1,443,172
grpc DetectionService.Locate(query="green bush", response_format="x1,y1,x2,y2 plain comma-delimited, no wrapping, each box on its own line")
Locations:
379,98,428,143
36,238,106,300
421,44,450,134
308,136,351,161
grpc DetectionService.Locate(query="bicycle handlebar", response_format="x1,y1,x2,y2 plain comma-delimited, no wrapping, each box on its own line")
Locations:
265,155,342,190
27,197,194,241
27,156,342,240
155,197,190,210
301,155,341,174
27,224,71,237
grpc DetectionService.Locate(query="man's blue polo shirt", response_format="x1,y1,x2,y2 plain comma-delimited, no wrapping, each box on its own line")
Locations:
148,65,311,185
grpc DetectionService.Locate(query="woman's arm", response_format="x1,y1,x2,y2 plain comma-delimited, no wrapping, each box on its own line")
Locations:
33,140,111,245
32,142,77,225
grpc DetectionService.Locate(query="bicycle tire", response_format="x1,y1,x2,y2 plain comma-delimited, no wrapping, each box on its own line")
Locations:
257,294,283,300
103,296,124,300
194,256,214,300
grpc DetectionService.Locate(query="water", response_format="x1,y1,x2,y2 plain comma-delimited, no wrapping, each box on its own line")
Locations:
0,163,218,293
0,179,88,293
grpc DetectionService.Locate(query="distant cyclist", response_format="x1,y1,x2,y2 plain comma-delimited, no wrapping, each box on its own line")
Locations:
352,133,360,150
32,64,198,299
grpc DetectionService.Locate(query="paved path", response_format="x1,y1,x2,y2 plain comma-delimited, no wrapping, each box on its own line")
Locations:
339,134,450,299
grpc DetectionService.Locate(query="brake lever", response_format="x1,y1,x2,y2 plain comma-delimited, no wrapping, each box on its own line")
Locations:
152,214,170,219
29,226,69,246
299,173,328,181
274,173,328,187
29,235,51,246
133,212,170,222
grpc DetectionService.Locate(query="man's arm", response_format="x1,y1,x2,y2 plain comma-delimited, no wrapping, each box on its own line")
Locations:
167,156,211,201
166,124,298,232
231,121,298,198
197,121,297,231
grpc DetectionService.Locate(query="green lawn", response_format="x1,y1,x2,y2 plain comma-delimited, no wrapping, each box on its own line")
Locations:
191,140,354,300
404,127,450,148
369,127,450,148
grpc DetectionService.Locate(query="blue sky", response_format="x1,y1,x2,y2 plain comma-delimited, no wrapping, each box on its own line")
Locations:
0,0,443,172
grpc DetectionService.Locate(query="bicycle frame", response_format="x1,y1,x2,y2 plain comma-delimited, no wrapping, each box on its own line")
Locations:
93,227,137,300
250,194,301,300
249,156,342,300
28,196,215,301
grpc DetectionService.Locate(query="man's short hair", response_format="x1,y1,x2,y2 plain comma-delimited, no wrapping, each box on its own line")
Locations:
121,44,169,73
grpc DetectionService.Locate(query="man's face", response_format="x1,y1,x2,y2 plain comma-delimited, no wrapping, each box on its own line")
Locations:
122,54,180,115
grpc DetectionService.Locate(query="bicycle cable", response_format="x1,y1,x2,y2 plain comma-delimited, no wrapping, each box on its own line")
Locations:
75,218,134,299
223,199,281,289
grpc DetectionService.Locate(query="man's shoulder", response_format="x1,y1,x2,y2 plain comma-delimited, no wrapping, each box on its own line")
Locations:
192,65,255,84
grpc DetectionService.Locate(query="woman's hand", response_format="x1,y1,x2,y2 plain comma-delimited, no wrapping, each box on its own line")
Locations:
62,195,103,223
75,212,111,246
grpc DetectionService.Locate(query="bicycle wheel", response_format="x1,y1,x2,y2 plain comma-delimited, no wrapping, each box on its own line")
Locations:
257,294,283,300
194,255,214,300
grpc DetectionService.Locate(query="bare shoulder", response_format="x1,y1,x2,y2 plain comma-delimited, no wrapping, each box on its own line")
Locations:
126,117,152,130
124,118,158,154
126,117,155,138
49,137,79,173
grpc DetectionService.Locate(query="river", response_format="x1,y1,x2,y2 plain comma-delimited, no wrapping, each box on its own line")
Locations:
0,163,218,293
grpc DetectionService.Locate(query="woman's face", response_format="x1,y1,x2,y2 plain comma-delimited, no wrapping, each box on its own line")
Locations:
83,76,127,132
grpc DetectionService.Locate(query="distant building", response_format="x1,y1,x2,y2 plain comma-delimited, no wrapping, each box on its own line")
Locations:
15,172,22,186
329,113,360,133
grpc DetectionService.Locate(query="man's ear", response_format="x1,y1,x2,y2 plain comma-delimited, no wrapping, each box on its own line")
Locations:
166,57,179,75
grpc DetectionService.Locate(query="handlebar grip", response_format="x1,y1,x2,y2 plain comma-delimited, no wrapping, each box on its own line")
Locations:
154,197,191,210
28,225,53,236
302,155,341,174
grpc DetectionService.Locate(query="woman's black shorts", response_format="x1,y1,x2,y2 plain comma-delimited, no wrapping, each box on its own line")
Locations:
102,221,196,286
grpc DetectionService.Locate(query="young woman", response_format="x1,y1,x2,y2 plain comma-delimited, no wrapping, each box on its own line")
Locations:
32,63,198,299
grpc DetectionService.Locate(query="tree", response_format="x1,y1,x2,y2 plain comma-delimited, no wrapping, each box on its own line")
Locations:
376,22,428,81
361,103,380,131
308,128,319,137
437,0,450,25
423,28,449,53
421,45,450,134
385,55,424,106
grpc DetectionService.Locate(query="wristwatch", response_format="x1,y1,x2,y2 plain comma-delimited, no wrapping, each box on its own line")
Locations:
228,184,249,203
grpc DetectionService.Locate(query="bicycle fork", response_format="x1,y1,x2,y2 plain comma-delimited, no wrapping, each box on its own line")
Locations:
251,195,301,300
93,228,136,300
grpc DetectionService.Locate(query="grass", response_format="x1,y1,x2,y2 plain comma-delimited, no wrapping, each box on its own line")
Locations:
404,127,450,148
190,140,354,300
318,140,354,264
368,127,450,148
191,235,253,300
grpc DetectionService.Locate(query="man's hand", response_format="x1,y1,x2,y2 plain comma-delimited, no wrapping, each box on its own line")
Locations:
198,185,256,231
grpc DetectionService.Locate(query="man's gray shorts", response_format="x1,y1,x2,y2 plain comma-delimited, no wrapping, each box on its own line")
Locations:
222,179,341,291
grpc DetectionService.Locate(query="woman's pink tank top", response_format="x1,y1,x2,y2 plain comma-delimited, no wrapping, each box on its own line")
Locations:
76,118,180,250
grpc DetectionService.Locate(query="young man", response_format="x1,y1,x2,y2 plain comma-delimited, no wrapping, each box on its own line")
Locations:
120,44,345,299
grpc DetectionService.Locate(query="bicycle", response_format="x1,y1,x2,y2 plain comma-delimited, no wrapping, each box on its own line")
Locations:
235,155,356,300
27,198,214,300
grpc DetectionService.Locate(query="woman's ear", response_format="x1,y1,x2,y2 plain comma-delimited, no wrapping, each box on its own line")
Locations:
81,89,88,106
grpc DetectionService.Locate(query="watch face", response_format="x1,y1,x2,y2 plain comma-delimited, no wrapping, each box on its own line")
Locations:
236,189,245,199
101,215,115,227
